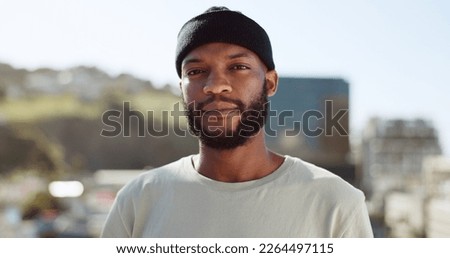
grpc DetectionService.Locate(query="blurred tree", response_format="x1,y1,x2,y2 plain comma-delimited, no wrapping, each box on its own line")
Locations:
38,116,198,171
21,191,64,220
21,191,66,238
0,125,64,177
0,80,6,101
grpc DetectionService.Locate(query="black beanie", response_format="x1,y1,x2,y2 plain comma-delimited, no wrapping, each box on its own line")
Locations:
175,6,275,78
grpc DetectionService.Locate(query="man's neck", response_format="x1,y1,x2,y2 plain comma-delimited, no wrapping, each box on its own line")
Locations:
193,131,284,182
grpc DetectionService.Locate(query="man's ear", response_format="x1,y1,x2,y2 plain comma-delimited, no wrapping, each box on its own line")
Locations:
265,70,278,97
179,80,187,102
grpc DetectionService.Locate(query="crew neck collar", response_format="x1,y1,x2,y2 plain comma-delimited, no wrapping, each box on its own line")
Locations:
185,155,292,191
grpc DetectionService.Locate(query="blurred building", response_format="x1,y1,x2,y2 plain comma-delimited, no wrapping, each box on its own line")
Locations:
384,191,425,237
422,156,450,237
361,118,441,212
266,77,354,183
360,118,443,237
383,155,450,237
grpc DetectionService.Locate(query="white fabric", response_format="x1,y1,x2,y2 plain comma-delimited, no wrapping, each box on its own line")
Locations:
101,155,373,237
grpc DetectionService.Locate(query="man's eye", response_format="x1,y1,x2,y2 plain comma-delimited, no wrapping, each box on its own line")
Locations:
231,65,249,70
186,69,204,76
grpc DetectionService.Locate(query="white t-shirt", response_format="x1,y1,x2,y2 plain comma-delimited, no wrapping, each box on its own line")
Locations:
101,155,373,237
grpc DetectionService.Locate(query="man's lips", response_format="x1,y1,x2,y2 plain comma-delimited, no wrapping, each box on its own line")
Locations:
202,108,240,117
200,104,240,119
201,102,240,113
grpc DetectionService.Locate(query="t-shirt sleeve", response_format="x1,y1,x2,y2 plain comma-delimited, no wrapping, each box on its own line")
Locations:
340,194,374,238
100,187,134,238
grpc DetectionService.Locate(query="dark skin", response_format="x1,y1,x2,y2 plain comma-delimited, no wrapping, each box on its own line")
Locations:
180,42,285,183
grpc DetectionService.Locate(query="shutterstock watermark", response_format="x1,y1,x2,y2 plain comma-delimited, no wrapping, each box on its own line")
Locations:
100,100,348,138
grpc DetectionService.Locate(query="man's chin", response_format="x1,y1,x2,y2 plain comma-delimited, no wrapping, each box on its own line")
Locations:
199,137,249,150
197,128,251,150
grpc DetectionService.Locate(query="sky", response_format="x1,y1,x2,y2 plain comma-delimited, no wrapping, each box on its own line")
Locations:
1,0,449,156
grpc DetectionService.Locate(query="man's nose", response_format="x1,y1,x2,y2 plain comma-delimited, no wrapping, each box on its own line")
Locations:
203,72,232,95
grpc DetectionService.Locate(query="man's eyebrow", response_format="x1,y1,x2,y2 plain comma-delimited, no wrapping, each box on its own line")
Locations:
182,58,202,67
227,52,253,59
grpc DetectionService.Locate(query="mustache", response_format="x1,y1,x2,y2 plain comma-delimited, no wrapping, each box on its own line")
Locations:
191,95,245,111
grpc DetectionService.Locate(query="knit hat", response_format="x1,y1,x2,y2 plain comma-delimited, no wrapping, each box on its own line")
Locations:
175,6,275,78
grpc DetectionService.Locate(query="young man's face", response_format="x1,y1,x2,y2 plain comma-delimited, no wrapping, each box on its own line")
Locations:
180,42,278,149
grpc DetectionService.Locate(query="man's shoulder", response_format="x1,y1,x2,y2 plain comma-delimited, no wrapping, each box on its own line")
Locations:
118,155,192,194
284,155,364,200
284,155,342,180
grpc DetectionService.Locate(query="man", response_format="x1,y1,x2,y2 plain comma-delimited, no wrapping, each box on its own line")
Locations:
101,6,373,238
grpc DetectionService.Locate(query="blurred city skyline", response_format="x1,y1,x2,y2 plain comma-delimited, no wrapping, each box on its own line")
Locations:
1,0,449,155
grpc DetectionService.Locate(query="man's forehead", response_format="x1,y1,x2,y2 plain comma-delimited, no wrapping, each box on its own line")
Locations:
182,43,260,66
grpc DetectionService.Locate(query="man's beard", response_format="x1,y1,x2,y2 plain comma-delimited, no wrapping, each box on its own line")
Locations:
184,82,269,150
